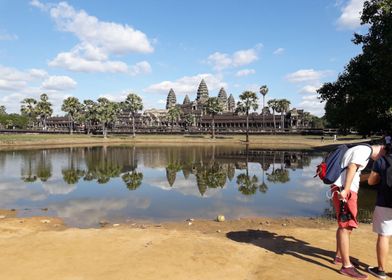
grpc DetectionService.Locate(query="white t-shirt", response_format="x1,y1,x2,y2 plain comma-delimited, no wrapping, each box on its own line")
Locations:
333,145,372,193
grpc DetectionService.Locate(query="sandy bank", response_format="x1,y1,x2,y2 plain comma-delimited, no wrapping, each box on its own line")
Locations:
0,215,389,280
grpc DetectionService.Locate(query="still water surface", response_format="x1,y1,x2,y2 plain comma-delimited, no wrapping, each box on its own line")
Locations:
0,145,374,228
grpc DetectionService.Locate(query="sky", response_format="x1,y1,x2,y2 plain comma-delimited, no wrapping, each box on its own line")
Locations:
0,0,369,117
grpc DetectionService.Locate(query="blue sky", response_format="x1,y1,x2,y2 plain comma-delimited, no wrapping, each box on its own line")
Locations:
0,0,368,116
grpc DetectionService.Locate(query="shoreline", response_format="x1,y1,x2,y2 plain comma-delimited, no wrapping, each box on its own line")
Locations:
0,133,374,151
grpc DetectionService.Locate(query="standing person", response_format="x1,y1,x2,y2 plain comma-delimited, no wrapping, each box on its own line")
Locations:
367,151,392,279
384,133,391,148
331,144,386,279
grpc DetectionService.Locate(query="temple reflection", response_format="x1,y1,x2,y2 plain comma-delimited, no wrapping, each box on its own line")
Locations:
15,145,316,196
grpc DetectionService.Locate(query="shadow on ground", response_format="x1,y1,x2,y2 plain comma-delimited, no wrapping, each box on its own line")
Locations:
226,229,368,273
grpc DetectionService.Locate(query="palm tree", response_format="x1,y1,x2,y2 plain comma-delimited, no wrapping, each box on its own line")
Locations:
61,97,82,134
259,85,269,129
277,99,291,131
184,113,195,131
35,93,53,130
96,97,120,138
236,91,259,142
82,99,97,134
267,99,279,131
167,106,181,132
206,97,224,139
21,98,37,128
0,105,6,115
122,93,143,137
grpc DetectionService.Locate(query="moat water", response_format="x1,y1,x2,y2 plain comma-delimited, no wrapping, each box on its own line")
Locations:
0,145,376,227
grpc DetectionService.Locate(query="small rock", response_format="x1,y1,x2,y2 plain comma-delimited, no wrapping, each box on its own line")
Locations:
40,219,51,224
0,215,6,219
216,230,221,233
282,223,287,227
113,224,120,227
185,218,194,222
188,222,192,226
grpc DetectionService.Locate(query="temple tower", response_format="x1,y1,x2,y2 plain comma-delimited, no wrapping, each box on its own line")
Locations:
166,88,177,109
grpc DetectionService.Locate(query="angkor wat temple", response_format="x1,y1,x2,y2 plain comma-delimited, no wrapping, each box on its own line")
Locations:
46,79,312,133
139,79,311,132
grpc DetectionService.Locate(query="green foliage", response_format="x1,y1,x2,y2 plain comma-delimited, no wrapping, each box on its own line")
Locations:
62,97,82,134
122,93,143,137
206,97,224,138
236,91,259,142
122,171,143,190
35,94,53,129
0,113,29,129
96,97,120,138
318,0,392,134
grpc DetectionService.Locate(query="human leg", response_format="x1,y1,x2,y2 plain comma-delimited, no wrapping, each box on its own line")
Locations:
377,234,389,271
337,227,352,267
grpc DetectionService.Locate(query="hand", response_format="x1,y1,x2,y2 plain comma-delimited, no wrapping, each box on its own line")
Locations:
339,190,348,202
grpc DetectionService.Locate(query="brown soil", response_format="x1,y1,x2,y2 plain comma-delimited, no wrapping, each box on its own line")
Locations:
0,215,387,280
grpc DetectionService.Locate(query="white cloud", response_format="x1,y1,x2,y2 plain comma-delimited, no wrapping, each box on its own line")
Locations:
0,30,18,41
299,85,320,94
0,65,76,114
298,94,325,117
30,0,48,11
336,0,365,29
42,76,77,91
129,61,152,76
49,49,129,73
206,44,262,71
144,73,227,96
29,69,48,79
273,48,285,55
285,69,334,83
32,1,154,74
46,1,153,54
235,69,256,77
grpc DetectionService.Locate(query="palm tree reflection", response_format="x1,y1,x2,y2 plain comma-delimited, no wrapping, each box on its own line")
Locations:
122,171,143,191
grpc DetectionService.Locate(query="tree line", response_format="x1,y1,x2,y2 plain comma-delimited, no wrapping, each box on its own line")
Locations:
317,0,392,135
0,89,321,138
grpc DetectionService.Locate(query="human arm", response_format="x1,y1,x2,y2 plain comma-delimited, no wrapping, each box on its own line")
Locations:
360,173,370,182
368,171,380,186
339,163,359,200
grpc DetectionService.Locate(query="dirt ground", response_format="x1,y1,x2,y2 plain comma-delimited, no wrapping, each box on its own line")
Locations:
0,209,389,280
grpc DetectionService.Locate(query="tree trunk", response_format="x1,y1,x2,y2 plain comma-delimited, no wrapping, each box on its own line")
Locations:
70,116,73,135
272,110,276,134
102,123,107,139
246,111,249,142
132,115,135,138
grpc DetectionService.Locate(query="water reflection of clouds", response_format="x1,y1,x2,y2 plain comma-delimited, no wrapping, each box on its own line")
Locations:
50,197,150,227
144,173,223,198
0,180,47,207
287,190,322,204
42,179,76,195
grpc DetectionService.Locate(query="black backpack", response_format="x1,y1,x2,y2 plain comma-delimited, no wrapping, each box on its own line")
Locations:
384,154,392,187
